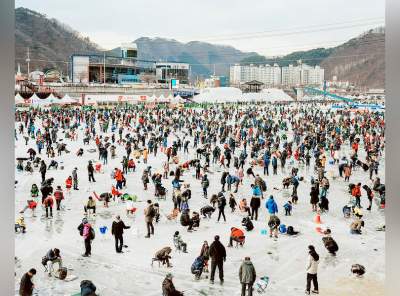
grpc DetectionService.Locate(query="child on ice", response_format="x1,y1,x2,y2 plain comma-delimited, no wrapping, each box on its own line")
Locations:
284,201,293,216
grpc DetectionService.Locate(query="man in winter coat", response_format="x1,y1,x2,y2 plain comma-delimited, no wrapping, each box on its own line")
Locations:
54,185,64,211
87,161,96,183
221,171,229,192
239,257,257,296
217,193,227,222
265,195,278,216
111,215,130,253
162,273,183,296
201,174,210,198
305,245,319,295
144,200,156,238
72,167,79,190
19,268,36,296
263,152,271,176
209,235,227,284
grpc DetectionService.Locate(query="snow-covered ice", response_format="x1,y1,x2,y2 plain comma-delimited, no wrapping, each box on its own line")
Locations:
14,105,385,296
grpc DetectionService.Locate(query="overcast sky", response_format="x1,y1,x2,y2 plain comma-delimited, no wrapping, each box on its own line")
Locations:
16,0,385,56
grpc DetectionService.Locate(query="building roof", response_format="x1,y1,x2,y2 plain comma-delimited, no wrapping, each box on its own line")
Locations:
244,80,264,86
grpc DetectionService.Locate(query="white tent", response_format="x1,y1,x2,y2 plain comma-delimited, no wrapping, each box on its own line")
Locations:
60,94,78,104
15,93,28,104
30,93,51,106
158,94,167,103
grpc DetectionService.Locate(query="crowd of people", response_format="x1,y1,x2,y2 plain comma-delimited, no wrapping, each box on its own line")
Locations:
15,101,385,295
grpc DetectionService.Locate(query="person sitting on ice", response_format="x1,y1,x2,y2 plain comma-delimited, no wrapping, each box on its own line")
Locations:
24,161,33,173
191,256,205,280
173,231,187,253
15,217,26,233
42,248,62,275
241,216,254,231
155,247,172,267
191,211,200,228
350,209,364,234
30,184,39,197
47,160,58,170
127,159,136,172
76,148,84,157
200,205,215,218
239,198,251,216
180,209,194,232
84,196,96,215
322,229,339,255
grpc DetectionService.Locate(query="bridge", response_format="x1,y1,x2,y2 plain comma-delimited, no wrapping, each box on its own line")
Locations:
303,86,355,103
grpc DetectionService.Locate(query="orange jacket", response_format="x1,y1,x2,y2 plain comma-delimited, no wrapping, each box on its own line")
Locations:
231,227,244,239
352,186,361,197
112,186,121,196
115,170,123,181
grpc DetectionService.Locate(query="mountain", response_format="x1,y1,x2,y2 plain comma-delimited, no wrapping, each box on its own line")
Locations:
110,37,260,78
240,28,384,88
241,48,335,67
320,28,385,88
15,7,101,74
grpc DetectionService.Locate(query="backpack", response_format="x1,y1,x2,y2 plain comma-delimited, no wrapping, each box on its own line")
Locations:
260,180,267,191
191,257,204,272
89,227,95,240
286,226,295,235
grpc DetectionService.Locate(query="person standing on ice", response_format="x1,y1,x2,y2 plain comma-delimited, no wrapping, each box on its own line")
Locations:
144,200,156,238
239,257,257,296
265,195,278,217
39,160,47,183
78,218,95,257
217,192,227,222
72,167,79,190
87,161,96,183
19,268,36,296
305,245,319,295
111,215,130,253
209,235,226,285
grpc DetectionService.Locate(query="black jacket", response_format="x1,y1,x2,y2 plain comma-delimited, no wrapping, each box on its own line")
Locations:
209,240,226,262
19,273,34,296
111,220,130,237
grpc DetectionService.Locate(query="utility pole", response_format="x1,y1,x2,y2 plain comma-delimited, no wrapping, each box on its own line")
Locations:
26,47,30,79
103,52,106,85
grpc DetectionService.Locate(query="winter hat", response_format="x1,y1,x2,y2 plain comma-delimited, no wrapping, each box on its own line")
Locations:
82,218,88,224
214,235,220,241
174,231,179,235
165,273,173,279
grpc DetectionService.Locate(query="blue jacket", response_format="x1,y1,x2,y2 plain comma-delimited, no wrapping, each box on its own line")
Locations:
252,186,262,197
266,197,278,214
263,154,271,165
172,179,181,189
283,203,292,211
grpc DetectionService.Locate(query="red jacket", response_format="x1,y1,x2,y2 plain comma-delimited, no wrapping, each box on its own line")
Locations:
352,186,361,198
54,190,64,201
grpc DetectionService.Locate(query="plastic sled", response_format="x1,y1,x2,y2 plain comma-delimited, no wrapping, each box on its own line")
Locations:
256,276,269,293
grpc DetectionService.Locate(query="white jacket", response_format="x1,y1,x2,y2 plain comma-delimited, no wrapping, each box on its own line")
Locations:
306,255,319,274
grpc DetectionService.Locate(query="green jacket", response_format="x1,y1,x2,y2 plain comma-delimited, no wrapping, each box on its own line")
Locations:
239,260,256,284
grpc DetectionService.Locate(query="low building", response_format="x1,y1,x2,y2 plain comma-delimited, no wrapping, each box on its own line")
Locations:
155,62,189,85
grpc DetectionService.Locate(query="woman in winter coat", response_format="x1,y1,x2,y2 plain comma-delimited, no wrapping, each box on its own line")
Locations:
305,245,319,295
200,241,210,272
250,185,262,221
310,185,319,212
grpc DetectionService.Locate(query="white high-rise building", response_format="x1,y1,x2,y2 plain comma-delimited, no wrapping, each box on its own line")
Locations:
230,63,324,87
